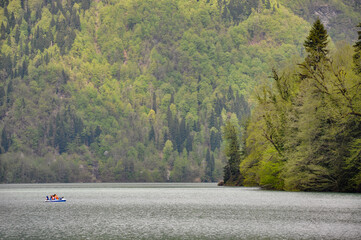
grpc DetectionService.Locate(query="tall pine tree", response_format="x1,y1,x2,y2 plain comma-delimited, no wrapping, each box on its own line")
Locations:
303,18,329,68
0,23,6,40
1,127,10,152
222,120,242,185
300,18,330,95
353,23,361,74
0,86,4,106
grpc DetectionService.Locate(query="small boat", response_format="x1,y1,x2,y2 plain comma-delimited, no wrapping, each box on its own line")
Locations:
45,194,66,202
45,198,66,202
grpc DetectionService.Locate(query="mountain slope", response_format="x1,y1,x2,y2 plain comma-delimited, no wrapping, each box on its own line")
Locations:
0,0,359,183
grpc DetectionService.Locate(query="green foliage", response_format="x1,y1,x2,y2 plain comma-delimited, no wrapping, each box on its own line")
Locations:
1,126,10,153
345,138,361,191
303,18,329,65
353,23,361,74
203,148,215,182
0,85,4,106
170,149,197,182
222,119,242,185
0,0,359,185
239,21,361,192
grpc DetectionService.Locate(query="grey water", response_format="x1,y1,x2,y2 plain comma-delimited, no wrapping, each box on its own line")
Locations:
0,183,361,239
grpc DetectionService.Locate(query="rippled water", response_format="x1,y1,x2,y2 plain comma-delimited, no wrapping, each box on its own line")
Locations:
0,183,361,239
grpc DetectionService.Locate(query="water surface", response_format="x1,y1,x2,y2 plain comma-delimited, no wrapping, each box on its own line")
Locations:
0,183,360,239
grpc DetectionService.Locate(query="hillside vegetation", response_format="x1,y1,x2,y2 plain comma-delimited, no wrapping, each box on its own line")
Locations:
0,0,359,185
224,19,361,192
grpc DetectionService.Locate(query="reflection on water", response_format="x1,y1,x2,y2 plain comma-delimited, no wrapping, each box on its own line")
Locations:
0,183,361,239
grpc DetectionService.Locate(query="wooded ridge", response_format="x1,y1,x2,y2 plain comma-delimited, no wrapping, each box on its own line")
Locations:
0,0,360,191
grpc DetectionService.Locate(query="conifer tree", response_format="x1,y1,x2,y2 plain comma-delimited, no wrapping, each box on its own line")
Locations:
205,148,215,182
50,16,56,27
210,130,217,151
3,6,8,19
227,85,234,101
5,21,10,35
205,148,211,175
21,60,28,78
94,126,102,139
303,18,329,67
179,118,186,148
24,42,29,55
9,12,15,29
353,23,361,74
1,127,10,152
0,85,5,106
0,23,6,40
185,134,193,152
14,26,20,43
223,120,242,185
149,125,155,141
6,79,12,104
300,18,330,94
209,110,216,128
152,92,157,113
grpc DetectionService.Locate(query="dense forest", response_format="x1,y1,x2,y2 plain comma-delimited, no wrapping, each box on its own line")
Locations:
222,19,361,192
0,0,360,188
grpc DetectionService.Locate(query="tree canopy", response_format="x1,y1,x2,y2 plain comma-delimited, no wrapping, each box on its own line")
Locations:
0,0,359,188
237,20,361,192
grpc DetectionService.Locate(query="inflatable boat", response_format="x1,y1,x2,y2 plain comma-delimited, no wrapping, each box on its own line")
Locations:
45,198,66,202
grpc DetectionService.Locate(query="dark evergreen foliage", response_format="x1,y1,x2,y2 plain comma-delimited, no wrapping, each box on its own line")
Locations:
6,79,12,104
0,85,5,106
303,18,329,66
204,148,215,182
149,125,155,141
353,23,361,73
185,134,193,152
210,130,221,151
1,127,10,152
14,26,20,44
223,120,242,185
81,0,91,10
0,23,6,40
219,0,258,23
9,12,15,29
152,92,157,113
3,6,8,19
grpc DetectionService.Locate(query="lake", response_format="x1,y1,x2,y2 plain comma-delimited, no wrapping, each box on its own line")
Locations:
0,183,360,239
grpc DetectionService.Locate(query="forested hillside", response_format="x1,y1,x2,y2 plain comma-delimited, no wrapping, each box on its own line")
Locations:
0,0,359,184
231,19,361,192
